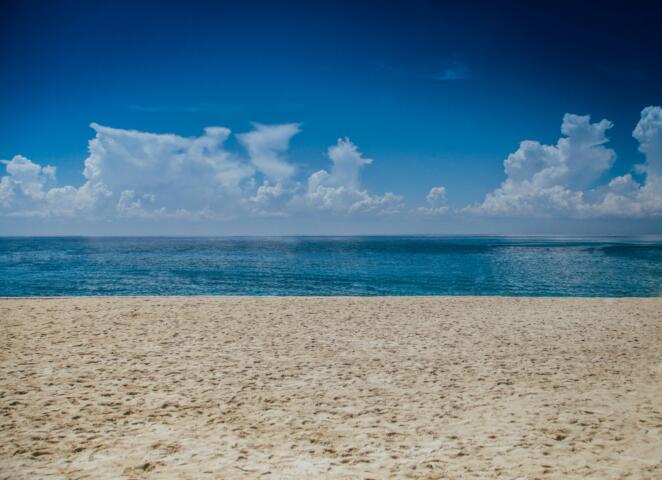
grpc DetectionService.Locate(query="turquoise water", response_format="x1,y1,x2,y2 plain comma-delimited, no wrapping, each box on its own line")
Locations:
0,236,661,297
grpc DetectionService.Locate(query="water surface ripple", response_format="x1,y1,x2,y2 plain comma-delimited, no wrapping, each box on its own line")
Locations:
1,236,660,296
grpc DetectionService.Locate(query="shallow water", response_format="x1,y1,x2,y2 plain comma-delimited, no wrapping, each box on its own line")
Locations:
1,236,661,296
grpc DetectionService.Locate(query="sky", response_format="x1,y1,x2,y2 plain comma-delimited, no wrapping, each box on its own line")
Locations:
1,0,662,235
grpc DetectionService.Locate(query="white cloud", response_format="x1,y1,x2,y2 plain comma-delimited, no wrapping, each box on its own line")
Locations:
501,113,615,189
607,174,640,194
1,155,54,204
325,137,372,189
3,108,662,228
1,124,399,221
633,106,662,175
244,181,298,217
426,186,446,204
236,123,300,182
599,105,662,216
467,107,662,218
417,185,449,215
1,124,257,219
86,123,255,218
0,155,101,216
297,138,401,214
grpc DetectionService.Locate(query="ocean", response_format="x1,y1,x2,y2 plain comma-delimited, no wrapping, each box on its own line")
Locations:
0,236,661,297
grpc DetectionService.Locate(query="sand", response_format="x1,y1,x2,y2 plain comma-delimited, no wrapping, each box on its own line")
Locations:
1,297,661,479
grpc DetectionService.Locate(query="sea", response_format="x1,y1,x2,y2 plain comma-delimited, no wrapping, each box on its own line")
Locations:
0,236,661,297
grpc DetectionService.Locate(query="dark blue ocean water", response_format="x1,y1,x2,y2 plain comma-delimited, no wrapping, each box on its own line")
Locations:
0,236,661,297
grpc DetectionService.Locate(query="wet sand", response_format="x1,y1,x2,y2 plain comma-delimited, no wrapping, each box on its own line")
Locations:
1,297,661,479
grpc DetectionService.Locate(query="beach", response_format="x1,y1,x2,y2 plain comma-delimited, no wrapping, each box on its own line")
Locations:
1,296,661,479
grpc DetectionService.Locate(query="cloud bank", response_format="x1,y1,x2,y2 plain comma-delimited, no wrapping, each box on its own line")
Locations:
1,123,398,221
2,106,662,230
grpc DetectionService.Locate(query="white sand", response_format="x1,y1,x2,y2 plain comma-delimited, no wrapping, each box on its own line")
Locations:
1,297,661,479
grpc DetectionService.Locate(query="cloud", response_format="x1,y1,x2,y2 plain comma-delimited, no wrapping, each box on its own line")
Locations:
1,123,258,219
468,107,662,218
84,123,258,219
501,114,615,189
417,185,449,215
297,138,401,214
3,108,662,229
633,106,662,176
0,155,102,216
1,124,399,221
596,105,662,216
244,181,298,217
236,123,300,182
325,137,373,189
426,186,447,205
0,155,54,206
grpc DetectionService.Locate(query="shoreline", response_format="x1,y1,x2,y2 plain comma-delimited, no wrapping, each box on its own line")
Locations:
2,297,661,478
1,294,660,299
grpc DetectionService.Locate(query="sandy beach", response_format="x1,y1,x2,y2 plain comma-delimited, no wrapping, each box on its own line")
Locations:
1,296,661,479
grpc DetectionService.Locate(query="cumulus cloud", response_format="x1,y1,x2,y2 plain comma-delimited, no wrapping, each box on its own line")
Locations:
633,106,662,175
297,138,401,214
3,108,662,227
0,155,101,216
0,155,54,208
474,113,615,216
236,123,300,182
244,181,299,217
467,108,662,218
84,123,256,219
595,105,662,216
1,123,398,221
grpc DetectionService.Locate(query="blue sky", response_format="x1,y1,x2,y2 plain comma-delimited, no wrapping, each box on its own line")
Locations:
1,0,662,234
